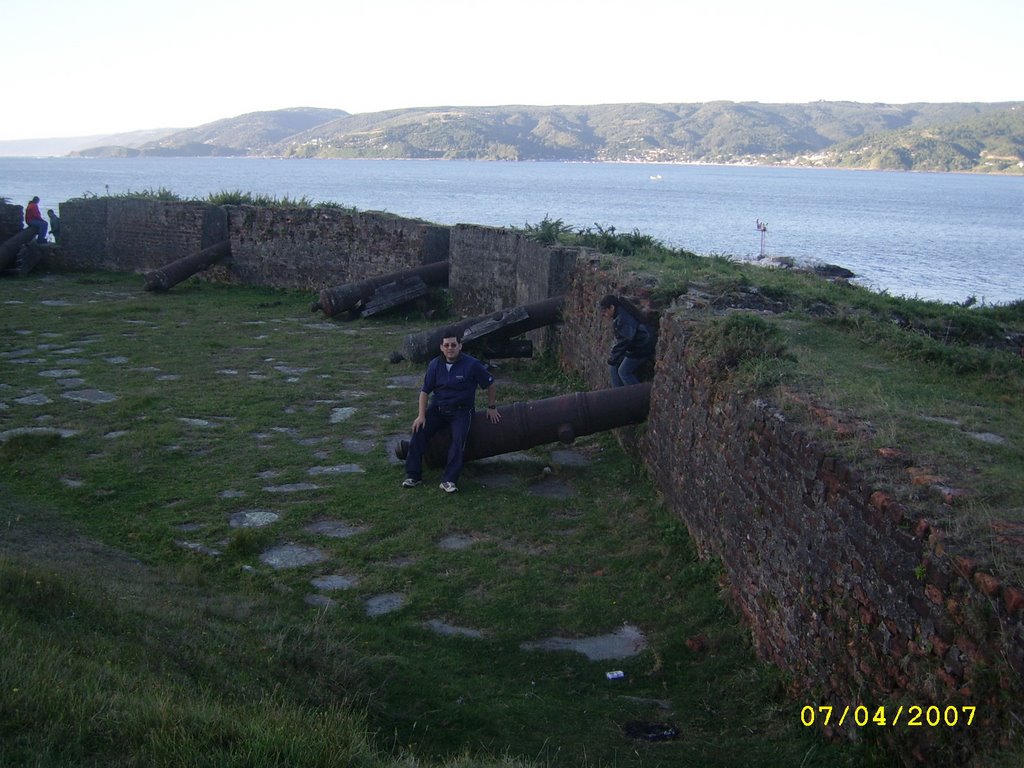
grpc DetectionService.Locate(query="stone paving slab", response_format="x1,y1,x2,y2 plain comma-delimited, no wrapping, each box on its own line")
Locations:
365,593,407,616
305,520,369,538
0,426,79,442
329,407,358,423
550,449,592,467
341,438,376,454
304,594,336,608
424,619,485,639
229,509,280,528
520,624,648,661
14,393,52,405
439,533,484,551
263,483,321,494
176,541,223,557
310,574,359,591
307,464,365,475
62,389,118,404
259,544,329,569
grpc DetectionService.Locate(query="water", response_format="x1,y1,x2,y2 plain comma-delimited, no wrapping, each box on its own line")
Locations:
2,157,1021,304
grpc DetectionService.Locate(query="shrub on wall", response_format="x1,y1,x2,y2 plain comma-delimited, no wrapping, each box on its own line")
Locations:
689,312,792,388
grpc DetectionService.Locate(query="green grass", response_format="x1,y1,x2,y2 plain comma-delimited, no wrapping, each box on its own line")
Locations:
0,271,884,767
583,231,1024,581
775,316,1024,577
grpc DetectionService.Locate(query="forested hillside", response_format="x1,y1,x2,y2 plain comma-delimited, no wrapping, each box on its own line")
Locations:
72,102,1024,173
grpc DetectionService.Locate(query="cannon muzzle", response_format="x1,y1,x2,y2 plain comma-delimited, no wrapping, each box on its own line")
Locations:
144,240,231,291
0,228,40,273
395,383,651,467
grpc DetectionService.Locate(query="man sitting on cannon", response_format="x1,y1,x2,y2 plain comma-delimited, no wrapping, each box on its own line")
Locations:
401,327,501,494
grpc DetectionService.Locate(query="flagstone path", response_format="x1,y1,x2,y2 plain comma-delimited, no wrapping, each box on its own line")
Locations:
0,284,661,663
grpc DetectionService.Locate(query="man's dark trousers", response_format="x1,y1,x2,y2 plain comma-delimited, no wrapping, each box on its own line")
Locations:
404,404,473,484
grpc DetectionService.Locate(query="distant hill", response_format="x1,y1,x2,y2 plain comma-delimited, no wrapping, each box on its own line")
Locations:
72,107,350,158
813,106,1024,172
60,102,1024,172
0,127,180,157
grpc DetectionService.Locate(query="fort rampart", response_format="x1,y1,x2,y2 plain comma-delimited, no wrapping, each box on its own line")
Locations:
561,267,1023,762
3,197,1021,762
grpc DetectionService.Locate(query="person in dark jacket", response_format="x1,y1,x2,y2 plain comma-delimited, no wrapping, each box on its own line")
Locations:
599,294,654,387
401,327,501,493
46,209,61,243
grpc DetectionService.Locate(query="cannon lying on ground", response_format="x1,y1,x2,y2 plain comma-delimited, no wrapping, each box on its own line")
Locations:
394,382,651,467
144,240,231,291
399,296,564,363
312,261,449,318
0,228,41,273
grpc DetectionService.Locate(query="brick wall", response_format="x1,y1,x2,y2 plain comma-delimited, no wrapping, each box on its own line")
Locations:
1,202,24,241
53,197,448,289
449,224,581,315
562,263,1024,763
219,206,449,290
450,224,593,358
45,198,580,355
55,197,218,272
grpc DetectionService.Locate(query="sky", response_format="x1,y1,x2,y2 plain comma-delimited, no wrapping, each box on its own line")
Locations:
3,0,1021,141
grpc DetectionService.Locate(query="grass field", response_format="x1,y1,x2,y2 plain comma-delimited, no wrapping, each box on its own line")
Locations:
0,270,886,767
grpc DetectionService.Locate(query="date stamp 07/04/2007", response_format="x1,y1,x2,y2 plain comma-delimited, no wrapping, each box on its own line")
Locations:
801,705,976,729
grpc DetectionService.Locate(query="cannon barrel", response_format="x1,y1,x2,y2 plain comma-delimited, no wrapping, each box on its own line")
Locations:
313,261,449,317
0,228,40,272
395,382,651,467
144,240,231,291
401,296,563,363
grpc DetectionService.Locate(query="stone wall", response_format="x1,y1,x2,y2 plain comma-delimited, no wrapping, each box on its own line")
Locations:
47,199,573,347
449,224,582,315
1,202,24,241
561,263,1024,762
217,206,449,290
54,198,220,272
450,224,595,358
51,197,449,290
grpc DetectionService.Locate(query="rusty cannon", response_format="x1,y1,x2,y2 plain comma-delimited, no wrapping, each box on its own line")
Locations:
394,382,651,467
0,228,41,273
144,240,231,292
399,296,564,363
311,261,449,319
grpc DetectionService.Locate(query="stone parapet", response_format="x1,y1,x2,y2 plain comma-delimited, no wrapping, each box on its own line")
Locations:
1,202,24,241
561,264,1023,763
218,206,448,290
448,224,579,315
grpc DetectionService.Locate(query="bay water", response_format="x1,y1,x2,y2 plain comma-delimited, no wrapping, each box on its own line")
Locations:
2,157,1021,305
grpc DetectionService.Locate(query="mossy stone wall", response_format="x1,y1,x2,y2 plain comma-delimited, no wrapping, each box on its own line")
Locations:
561,262,1024,762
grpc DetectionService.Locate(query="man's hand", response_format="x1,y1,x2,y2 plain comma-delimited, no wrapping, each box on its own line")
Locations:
411,415,425,432
486,407,501,425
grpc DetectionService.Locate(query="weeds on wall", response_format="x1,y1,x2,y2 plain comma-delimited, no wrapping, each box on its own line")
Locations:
78,187,361,211
112,187,184,201
521,216,684,261
689,313,793,390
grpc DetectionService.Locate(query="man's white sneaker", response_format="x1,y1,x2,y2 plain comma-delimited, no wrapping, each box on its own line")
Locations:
401,478,422,488
439,481,458,493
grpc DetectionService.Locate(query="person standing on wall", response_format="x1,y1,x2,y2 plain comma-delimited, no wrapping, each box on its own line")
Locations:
599,294,655,387
46,208,61,243
25,197,48,243
402,327,501,493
